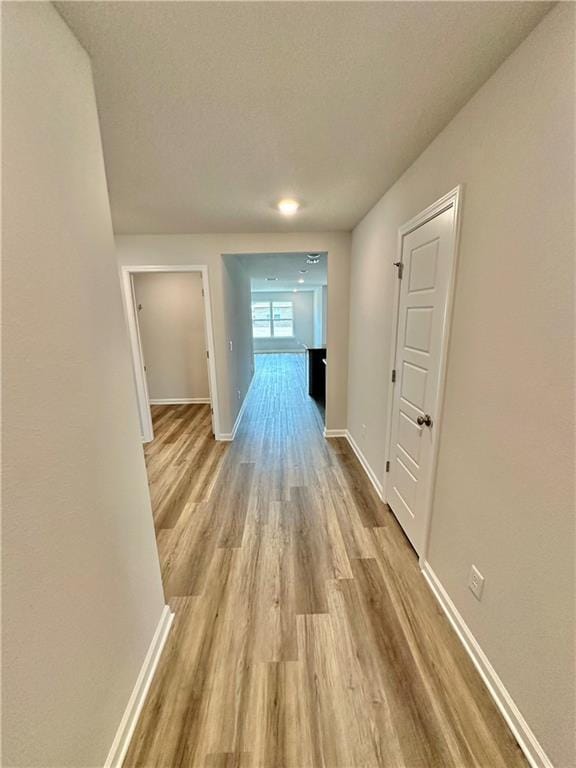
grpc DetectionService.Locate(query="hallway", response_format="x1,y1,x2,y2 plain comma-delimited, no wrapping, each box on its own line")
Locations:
125,353,527,767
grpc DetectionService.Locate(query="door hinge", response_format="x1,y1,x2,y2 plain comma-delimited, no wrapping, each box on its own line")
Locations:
385,460,390,473
206,350,209,359
393,261,404,279
391,369,396,383
201,288,205,297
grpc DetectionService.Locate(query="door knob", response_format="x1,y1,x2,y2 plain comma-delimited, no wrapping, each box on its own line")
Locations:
417,414,433,428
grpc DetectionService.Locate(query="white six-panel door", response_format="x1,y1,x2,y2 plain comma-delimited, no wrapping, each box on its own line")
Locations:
387,200,458,555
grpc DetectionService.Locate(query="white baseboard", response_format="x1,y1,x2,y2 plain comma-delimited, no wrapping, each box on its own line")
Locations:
421,563,553,768
104,605,175,768
323,428,347,438
216,377,253,441
322,428,384,500
330,426,552,768
343,430,384,500
149,398,211,405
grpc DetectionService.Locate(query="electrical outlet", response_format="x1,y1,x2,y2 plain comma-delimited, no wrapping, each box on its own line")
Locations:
237,389,241,400
229,340,233,351
361,423,367,437
468,565,485,601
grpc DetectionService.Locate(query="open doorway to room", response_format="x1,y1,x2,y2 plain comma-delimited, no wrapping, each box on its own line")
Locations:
134,271,211,409
120,265,224,533
121,265,220,442
240,252,328,427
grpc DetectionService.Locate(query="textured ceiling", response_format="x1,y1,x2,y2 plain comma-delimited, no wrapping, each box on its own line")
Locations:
237,252,328,292
56,1,551,234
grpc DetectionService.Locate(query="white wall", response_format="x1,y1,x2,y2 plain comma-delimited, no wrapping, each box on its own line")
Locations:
133,272,210,401
321,285,328,346
2,4,166,766
346,6,575,767
252,290,315,352
313,287,325,347
222,254,255,430
116,233,350,432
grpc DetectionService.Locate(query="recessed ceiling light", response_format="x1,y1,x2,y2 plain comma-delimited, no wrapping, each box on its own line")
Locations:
278,199,300,216
306,253,320,264
266,277,278,281
298,278,304,284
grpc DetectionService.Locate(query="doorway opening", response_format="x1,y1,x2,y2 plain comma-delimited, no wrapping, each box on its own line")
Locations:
238,252,328,427
120,265,221,444
384,187,462,560
120,264,224,535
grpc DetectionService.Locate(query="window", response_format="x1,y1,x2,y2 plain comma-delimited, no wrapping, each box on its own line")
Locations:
271,301,294,337
251,301,272,338
251,300,294,338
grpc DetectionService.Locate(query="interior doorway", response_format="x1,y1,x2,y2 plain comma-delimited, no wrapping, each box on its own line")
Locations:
241,251,328,425
120,265,221,442
134,272,210,406
384,187,462,557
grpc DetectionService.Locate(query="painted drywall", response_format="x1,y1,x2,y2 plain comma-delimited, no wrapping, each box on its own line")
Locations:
56,1,552,234
2,4,166,766
133,272,209,401
252,290,315,352
116,233,350,432
322,285,328,346
346,5,575,766
222,255,255,432
313,287,324,347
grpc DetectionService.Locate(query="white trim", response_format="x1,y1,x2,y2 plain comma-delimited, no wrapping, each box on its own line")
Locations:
345,430,384,499
421,563,553,768
323,427,386,501
216,375,253,441
323,428,346,438
104,605,174,768
149,397,211,405
119,265,221,444
120,271,154,442
382,186,464,561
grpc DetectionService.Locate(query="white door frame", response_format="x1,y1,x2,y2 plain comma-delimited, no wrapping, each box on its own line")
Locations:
120,264,221,443
383,186,463,565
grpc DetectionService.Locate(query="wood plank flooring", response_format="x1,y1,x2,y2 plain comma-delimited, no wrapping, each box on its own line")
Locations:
124,353,527,767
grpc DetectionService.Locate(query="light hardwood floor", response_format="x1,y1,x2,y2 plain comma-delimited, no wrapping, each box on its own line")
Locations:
125,353,527,767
